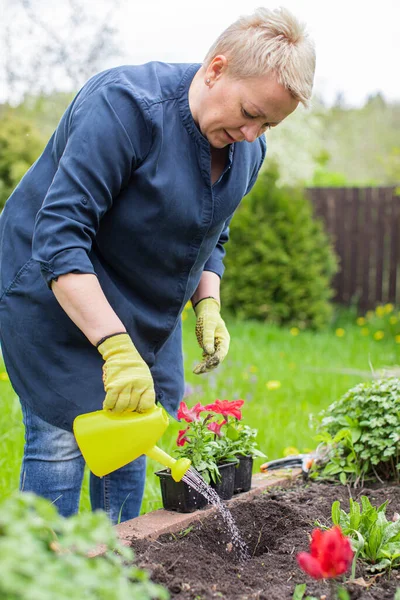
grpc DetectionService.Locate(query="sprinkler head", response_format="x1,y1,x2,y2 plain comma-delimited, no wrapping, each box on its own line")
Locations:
171,458,191,482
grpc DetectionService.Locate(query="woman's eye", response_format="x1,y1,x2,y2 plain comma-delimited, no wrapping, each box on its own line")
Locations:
242,108,257,119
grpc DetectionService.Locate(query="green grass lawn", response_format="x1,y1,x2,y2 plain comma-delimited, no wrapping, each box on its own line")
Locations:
0,308,398,515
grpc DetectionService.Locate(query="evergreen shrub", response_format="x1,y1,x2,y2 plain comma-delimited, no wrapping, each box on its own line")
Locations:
0,111,45,210
221,163,338,329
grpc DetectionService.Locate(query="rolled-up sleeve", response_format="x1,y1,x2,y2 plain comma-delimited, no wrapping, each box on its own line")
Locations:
203,216,232,278
32,83,150,287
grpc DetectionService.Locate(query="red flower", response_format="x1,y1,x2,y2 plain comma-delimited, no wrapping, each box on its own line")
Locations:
177,428,190,447
207,419,227,437
204,399,244,420
297,526,353,580
177,401,204,423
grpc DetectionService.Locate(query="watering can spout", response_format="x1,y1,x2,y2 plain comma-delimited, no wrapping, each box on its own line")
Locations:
73,405,191,481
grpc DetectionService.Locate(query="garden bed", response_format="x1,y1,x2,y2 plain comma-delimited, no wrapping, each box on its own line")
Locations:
131,480,400,600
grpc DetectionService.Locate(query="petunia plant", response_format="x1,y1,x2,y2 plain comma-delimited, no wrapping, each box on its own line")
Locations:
204,399,266,460
174,399,264,483
175,400,237,483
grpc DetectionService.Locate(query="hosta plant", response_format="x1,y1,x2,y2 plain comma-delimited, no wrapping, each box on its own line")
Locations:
311,378,400,486
321,496,400,574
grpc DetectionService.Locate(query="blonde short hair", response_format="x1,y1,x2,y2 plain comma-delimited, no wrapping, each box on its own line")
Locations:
203,7,316,107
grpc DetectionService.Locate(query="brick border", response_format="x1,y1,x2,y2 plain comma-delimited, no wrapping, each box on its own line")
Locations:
89,468,301,557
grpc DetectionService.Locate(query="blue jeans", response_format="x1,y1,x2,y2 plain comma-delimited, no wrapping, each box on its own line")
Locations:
19,402,146,524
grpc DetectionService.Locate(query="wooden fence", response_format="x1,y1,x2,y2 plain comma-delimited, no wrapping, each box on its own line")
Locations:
306,187,400,309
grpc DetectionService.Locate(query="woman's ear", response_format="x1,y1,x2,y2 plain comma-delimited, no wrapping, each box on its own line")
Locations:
206,55,229,85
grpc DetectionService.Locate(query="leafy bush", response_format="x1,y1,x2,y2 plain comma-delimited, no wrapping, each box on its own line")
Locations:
0,110,45,210
0,492,168,600
221,162,338,329
330,496,400,573
312,378,400,486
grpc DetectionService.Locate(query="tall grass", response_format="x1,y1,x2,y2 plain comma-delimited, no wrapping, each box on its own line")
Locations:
0,309,398,515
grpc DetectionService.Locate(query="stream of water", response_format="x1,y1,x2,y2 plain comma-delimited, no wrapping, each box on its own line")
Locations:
182,466,250,563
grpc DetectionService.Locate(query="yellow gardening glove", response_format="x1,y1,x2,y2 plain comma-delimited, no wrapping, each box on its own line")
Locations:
193,297,230,374
97,333,155,413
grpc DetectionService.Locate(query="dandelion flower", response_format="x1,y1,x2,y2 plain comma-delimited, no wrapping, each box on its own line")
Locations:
396,335,400,344
0,372,9,381
374,331,384,341
181,312,188,321
384,303,394,314
356,317,366,326
389,316,398,325
266,380,281,390
290,327,300,336
335,328,345,337
184,300,192,310
375,306,385,317
284,446,299,456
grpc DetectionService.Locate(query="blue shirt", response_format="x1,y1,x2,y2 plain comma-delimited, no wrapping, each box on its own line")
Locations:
0,62,266,431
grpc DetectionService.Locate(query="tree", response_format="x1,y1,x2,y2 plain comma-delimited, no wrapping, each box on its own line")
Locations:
1,0,125,102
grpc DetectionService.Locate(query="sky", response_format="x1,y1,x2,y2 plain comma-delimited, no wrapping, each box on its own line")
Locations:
1,0,400,107
111,0,400,107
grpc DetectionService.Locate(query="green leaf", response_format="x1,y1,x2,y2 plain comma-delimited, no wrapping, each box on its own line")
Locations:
226,425,240,441
337,587,351,600
292,583,306,600
349,499,361,531
332,501,341,525
368,524,383,561
349,427,362,443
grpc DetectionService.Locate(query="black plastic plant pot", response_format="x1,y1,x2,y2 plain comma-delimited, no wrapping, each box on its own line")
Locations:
211,461,239,500
155,469,208,513
233,455,254,494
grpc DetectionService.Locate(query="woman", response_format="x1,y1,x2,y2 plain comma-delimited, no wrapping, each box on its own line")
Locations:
0,7,315,523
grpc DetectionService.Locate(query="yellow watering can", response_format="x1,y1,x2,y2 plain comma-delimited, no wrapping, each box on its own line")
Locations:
73,405,191,482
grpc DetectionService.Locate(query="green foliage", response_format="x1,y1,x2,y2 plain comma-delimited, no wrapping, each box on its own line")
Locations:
5,93,74,138
395,588,400,600
312,378,400,485
222,163,338,329
355,303,400,343
225,423,266,458
330,496,400,573
174,416,232,484
292,583,317,600
292,584,349,600
0,109,45,210
0,492,168,600
310,149,349,187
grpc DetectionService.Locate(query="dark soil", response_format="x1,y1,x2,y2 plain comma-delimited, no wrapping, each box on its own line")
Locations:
131,480,400,600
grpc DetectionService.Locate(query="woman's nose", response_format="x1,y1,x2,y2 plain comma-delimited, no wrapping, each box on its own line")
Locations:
239,123,260,143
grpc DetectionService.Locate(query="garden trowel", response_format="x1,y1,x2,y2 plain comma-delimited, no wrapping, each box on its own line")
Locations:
260,446,331,478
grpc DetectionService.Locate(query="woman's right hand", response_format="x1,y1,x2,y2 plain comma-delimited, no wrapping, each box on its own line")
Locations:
97,333,155,413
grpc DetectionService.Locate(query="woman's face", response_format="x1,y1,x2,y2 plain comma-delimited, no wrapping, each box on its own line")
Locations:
192,56,299,149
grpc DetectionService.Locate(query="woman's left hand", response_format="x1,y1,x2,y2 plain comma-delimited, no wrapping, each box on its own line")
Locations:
192,297,230,374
